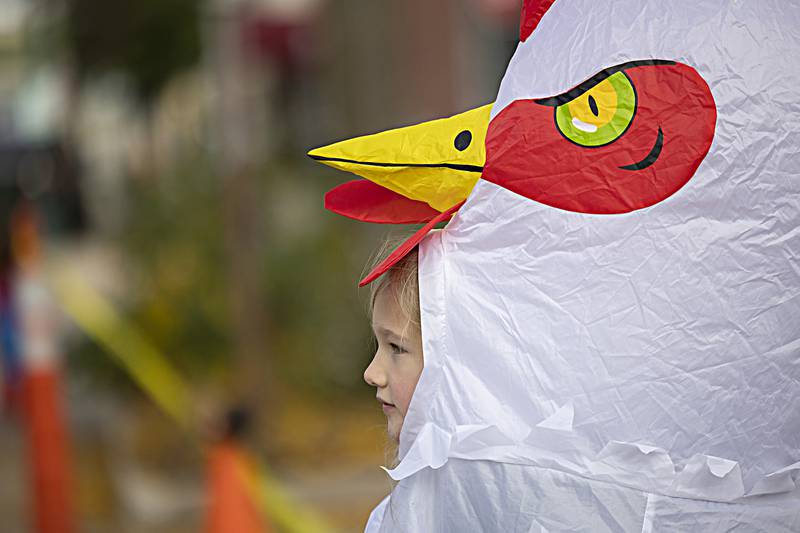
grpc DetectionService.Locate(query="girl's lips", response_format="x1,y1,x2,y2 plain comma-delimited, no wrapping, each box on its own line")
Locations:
379,399,396,413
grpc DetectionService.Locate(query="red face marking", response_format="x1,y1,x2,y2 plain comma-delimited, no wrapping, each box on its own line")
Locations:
520,0,558,42
482,61,717,214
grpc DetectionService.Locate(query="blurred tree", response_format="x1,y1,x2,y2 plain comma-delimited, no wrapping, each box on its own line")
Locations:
64,0,202,110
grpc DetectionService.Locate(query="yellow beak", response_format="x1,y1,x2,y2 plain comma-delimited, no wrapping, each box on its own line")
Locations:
308,103,492,212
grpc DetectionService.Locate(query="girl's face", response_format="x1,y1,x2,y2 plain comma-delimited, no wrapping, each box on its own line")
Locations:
364,287,424,443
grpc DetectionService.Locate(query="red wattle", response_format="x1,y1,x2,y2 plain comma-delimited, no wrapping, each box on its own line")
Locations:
325,180,441,224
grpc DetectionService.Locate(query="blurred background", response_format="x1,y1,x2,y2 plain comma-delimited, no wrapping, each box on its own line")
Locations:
0,0,518,531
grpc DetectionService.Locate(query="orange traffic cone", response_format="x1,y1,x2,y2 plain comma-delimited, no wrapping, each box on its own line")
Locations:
205,409,270,533
22,369,74,533
12,203,74,533
206,441,271,533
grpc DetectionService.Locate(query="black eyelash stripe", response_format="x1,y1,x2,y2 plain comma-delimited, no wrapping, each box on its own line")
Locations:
309,155,483,173
534,59,676,107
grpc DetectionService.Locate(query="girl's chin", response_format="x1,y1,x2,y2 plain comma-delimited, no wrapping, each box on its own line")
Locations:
387,418,403,443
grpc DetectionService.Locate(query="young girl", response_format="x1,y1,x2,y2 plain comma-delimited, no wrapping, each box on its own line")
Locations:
364,247,422,447
362,245,421,533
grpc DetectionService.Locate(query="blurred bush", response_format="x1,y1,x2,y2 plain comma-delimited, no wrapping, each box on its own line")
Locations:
65,0,202,108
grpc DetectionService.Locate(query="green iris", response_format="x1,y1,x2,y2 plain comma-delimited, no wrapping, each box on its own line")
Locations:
555,71,636,147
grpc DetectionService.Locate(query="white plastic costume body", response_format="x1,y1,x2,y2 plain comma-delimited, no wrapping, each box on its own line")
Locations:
367,0,800,530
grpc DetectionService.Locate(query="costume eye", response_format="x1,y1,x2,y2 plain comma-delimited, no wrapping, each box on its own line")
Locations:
454,130,472,151
554,71,636,147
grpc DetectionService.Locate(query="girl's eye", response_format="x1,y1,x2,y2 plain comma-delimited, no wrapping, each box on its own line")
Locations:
554,71,636,147
389,342,406,355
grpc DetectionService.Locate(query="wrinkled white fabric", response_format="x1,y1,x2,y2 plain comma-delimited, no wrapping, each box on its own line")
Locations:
368,460,800,532
365,495,390,532
367,0,800,530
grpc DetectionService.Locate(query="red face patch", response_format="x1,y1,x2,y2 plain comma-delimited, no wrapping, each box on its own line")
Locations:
482,60,717,214
520,0,558,42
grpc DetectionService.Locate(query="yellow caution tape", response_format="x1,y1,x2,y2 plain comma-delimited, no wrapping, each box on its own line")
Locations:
248,461,336,533
53,268,192,427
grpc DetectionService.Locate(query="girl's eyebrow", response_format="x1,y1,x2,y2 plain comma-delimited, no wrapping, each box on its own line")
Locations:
374,326,414,346
373,326,401,339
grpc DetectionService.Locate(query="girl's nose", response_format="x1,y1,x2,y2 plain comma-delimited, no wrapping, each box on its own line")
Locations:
363,355,387,388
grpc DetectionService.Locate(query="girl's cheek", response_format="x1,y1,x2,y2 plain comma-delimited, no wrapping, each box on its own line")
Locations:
394,379,416,414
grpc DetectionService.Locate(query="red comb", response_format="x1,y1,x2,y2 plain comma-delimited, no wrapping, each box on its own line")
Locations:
359,201,465,287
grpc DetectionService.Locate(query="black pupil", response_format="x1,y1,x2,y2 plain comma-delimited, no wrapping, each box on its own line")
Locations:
454,130,472,151
588,95,599,117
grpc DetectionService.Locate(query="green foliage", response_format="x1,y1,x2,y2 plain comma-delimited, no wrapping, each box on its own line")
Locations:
68,157,228,392
70,155,379,401
257,160,379,395
120,157,231,379
65,0,202,106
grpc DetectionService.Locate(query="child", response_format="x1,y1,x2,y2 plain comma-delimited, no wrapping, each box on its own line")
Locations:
361,245,423,533
363,247,423,446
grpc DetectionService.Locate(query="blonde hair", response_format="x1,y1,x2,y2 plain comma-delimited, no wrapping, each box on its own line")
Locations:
367,238,420,330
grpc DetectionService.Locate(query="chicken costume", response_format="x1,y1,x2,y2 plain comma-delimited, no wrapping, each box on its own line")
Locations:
311,0,800,530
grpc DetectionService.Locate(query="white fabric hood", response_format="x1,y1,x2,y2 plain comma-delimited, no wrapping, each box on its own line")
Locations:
387,0,800,506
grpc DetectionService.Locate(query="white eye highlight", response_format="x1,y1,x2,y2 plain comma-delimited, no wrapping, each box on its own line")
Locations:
572,117,598,133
